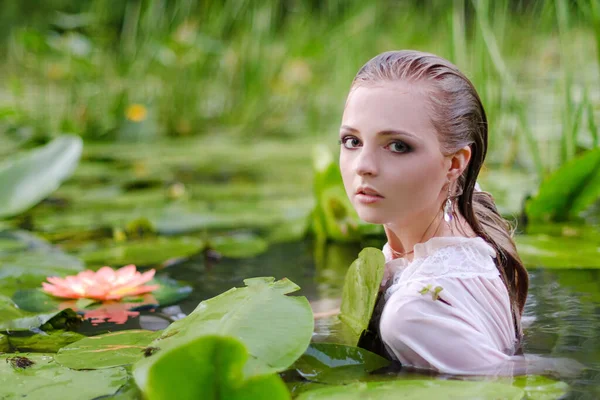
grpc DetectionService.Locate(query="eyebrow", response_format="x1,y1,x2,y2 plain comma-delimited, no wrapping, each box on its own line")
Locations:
339,125,419,140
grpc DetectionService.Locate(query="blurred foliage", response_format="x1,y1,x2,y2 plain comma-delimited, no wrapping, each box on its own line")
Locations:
0,0,597,177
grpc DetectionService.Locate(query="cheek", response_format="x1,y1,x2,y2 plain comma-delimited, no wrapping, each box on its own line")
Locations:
388,156,445,201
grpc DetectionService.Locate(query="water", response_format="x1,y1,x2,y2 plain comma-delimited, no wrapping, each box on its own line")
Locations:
81,240,600,398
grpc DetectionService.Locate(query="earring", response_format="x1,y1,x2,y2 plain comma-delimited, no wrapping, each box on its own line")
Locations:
443,180,454,226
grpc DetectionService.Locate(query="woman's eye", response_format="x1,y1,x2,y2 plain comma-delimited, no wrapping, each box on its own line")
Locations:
341,137,361,149
388,141,410,153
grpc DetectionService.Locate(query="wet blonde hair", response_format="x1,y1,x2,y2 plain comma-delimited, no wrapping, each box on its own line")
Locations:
351,50,528,341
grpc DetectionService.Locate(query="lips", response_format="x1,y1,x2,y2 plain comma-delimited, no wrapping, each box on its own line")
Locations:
356,186,383,197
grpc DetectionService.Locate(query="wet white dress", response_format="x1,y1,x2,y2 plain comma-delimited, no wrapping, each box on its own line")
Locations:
379,236,522,375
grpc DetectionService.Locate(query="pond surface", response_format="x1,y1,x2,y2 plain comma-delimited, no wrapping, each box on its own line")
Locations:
79,239,600,399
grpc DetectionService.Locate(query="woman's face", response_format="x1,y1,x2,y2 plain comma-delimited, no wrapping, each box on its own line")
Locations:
339,82,450,226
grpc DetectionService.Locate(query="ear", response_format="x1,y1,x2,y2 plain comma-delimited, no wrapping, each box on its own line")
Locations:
446,145,471,181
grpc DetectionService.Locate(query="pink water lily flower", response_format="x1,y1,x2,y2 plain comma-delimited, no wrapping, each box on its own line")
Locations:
42,264,160,301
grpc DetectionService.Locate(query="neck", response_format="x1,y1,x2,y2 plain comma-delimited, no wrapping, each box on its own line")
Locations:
384,207,474,262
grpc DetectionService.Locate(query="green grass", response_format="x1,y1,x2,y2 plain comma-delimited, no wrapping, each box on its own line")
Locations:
0,0,598,179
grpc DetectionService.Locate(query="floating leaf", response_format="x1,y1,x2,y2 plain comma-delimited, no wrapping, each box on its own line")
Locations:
0,295,80,331
512,375,570,399
210,233,269,258
293,343,390,384
150,276,193,307
0,353,128,399
266,215,310,244
338,248,386,345
78,237,203,267
12,289,63,313
295,379,524,400
101,377,143,400
56,330,160,369
526,147,600,222
133,335,290,400
0,230,84,298
7,329,85,353
0,135,83,219
141,277,313,378
0,334,9,352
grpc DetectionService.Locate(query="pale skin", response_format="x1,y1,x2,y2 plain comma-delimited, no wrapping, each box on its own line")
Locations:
313,81,476,319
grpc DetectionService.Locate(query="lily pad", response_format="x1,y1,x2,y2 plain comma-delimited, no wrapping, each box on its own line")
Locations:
295,379,524,400
0,295,80,331
56,330,161,369
12,289,64,313
0,230,84,297
210,233,269,258
149,276,193,307
0,135,83,219
133,335,290,400
0,334,9,352
0,353,128,399
6,329,85,353
141,277,313,378
512,375,570,399
78,237,203,267
338,248,386,345
293,343,390,384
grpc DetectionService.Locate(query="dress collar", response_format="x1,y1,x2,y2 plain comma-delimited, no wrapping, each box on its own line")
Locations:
383,236,497,266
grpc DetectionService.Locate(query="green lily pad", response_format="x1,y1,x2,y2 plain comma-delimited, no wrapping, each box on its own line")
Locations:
78,237,203,267
0,353,128,399
287,381,330,398
56,330,161,369
338,248,386,345
151,203,309,235
210,233,269,259
512,375,570,399
141,277,313,378
293,343,390,384
266,215,311,244
101,377,143,400
0,135,83,219
0,295,80,331
295,379,524,400
133,335,290,400
7,329,85,353
0,230,84,298
0,334,9,352
149,276,193,307
12,289,64,313
515,234,600,268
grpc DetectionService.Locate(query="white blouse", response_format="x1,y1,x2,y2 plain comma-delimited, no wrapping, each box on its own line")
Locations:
379,236,522,375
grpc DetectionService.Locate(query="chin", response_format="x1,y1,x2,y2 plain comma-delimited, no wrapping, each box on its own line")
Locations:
355,208,388,225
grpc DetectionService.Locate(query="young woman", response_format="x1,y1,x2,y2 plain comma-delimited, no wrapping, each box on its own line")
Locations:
338,50,529,375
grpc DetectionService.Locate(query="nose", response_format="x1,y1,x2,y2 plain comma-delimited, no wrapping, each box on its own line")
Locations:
354,147,379,177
